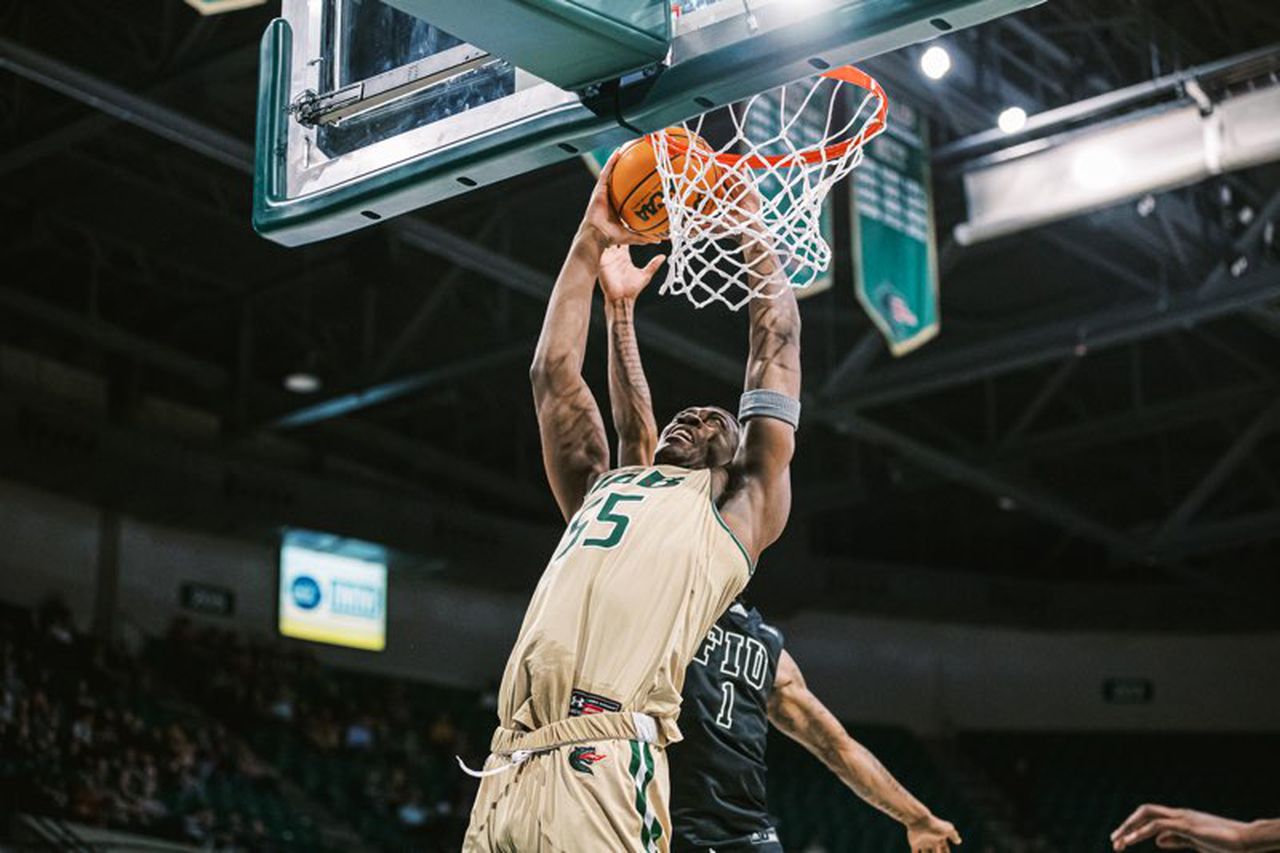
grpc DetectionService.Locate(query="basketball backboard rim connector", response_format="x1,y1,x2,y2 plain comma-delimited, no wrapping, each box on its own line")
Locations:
253,0,1043,247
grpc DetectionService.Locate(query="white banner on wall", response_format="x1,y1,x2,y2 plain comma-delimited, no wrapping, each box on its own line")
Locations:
278,528,387,652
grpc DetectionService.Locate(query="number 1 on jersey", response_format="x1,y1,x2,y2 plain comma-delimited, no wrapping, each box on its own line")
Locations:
715,680,735,729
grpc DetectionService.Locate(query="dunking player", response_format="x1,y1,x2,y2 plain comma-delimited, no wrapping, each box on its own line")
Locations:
672,601,961,853
591,231,963,853
462,152,801,851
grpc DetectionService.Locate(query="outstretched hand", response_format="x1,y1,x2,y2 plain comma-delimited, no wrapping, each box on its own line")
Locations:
1112,805,1255,852
599,246,666,304
906,814,962,853
581,148,664,249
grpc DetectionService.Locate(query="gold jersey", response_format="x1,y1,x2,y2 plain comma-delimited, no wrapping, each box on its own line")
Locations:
497,464,753,739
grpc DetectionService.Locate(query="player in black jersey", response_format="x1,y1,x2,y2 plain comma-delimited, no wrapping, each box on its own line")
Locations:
671,601,961,853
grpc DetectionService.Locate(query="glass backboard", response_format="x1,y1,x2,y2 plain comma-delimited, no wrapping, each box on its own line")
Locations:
254,0,1043,246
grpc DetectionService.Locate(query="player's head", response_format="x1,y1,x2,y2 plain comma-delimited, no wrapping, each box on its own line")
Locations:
654,405,740,469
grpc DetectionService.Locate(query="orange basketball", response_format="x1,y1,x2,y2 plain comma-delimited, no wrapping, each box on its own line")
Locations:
608,128,723,237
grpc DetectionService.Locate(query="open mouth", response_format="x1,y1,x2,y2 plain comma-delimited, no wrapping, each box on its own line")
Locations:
667,427,692,445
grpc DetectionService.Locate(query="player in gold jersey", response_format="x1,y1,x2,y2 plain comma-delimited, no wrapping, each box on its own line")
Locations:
462,152,799,853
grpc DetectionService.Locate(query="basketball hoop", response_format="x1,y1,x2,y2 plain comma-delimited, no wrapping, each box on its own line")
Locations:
652,66,887,310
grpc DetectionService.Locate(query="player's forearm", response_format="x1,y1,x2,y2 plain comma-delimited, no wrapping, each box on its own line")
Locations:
744,285,801,396
531,229,604,396
1244,819,1280,852
827,739,932,827
604,297,658,464
775,692,928,826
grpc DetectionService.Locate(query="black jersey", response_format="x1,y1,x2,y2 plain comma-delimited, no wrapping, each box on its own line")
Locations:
671,602,785,850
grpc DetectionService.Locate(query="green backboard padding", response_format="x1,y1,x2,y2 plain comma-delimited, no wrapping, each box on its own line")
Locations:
380,0,670,91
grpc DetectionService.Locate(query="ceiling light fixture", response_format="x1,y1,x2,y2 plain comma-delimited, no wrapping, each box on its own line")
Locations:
920,45,951,80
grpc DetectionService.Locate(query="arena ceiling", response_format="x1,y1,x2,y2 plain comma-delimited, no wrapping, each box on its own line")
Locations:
1,1,1278,629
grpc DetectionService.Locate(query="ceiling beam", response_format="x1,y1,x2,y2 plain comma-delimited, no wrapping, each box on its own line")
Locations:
0,41,258,180
823,263,1280,410
265,339,534,431
1161,509,1280,559
1151,398,1280,544
995,381,1278,462
371,215,501,382
999,358,1077,446
0,36,254,174
819,331,884,400
1198,187,1280,297
0,286,228,390
824,411,1150,563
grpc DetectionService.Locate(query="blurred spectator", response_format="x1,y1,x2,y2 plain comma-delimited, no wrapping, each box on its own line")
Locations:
398,789,428,827
0,603,295,852
345,715,375,749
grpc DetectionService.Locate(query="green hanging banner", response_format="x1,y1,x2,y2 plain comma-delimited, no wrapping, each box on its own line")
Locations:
850,99,939,355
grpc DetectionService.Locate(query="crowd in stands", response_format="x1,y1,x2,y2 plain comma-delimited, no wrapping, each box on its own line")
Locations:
963,731,1280,852
5,595,1277,853
0,598,318,851
151,617,490,851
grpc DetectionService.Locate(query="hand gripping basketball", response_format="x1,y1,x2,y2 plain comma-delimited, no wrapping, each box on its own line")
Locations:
582,150,665,248
608,128,724,239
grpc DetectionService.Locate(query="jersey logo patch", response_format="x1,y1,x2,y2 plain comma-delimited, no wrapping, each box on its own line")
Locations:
569,689,622,717
568,746,607,774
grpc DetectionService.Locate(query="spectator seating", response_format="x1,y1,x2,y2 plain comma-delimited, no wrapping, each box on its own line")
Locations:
961,731,1280,852
0,601,325,851
151,620,489,851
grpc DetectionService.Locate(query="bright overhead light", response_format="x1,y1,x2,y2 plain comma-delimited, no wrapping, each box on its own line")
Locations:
284,372,322,394
997,106,1027,134
1070,146,1124,190
920,46,951,80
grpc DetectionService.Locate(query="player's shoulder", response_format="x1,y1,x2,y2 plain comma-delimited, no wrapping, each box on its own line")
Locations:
723,602,784,647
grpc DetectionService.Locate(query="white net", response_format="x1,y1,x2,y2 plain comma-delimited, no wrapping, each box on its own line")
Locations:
652,66,887,310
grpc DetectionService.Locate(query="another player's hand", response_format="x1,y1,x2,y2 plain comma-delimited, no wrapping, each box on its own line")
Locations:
580,150,664,249
1112,804,1254,852
906,813,962,853
599,246,665,304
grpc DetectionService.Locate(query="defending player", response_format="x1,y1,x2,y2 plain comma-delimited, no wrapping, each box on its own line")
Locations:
594,241,961,853
461,152,801,852
672,601,961,853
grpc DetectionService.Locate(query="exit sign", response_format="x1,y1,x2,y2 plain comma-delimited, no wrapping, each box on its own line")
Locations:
1103,678,1154,705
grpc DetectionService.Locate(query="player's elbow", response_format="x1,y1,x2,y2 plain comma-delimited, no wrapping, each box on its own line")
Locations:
529,353,574,399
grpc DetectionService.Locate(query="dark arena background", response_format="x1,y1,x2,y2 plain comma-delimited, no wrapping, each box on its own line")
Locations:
2,1,1279,852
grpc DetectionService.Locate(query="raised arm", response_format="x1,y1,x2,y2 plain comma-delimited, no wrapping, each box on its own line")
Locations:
768,650,961,853
531,154,659,519
600,246,666,467
718,225,801,560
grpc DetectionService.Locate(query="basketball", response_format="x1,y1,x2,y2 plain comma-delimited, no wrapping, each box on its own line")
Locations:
609,128,723,237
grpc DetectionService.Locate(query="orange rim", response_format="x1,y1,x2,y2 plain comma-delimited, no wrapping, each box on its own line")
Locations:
655,66,887,170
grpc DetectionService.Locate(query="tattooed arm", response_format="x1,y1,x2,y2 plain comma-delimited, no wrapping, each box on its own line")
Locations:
716,231,801,561
531,153,659,520
600,246,666,467
768,651,962,853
